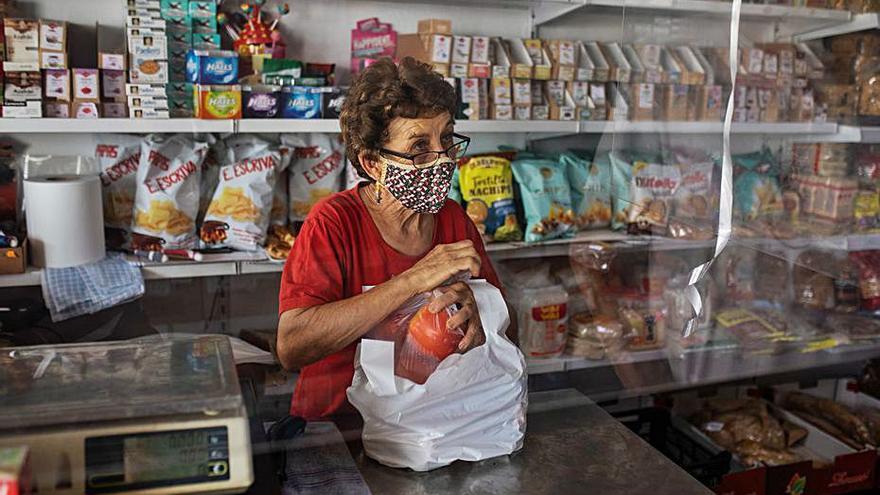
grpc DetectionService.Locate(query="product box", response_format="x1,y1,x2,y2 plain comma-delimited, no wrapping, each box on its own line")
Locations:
622,44,646,83
574,42,595,81
5,71,41,102
674,46,706,85
186,49,238,84
39,49,66,69
280,86,321,119
635,44,663,83
395,33,451,65
44,69,70,101
321,87,346,119
191,16,217,34
532,99,549,120
127,94,168,109
742,47,765,75
102,101,127,118
162,13,189,34
72,68,100,101
601,43,632,83
590,83,607,108
0,446,30,494
452,35,471,64
73,100,100,118
130,60,168,84
131,107,169,118
490,38,511,79
350,18,397,75
129,34,168,61
3,101,41,118
547,39,576,81
512,78,530,105
127,83,166,97
166,30,191,45
630,83,655,121
188,0,215,19
530,80,543,105
659,84,689,121
525,39,552,80
458,77,483,121
39,19,66,52
568,81,589,107
505,39,534,80
127,16,166,29
450,63,467,79
490,103,512,120
195,84,241,119
491,77,512,104
691,47,716,86
660,47,682,84
4,19,38,63
468,63,491,79
44,100,70,118
583,42,610,82
192,33,220,50
160,0,187,12
101,70,126,100
417,18,451,35
758,88,779,122
471,36,490,64
547,89,576,121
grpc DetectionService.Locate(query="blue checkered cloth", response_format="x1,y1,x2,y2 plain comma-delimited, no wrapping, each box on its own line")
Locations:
41,254,145,322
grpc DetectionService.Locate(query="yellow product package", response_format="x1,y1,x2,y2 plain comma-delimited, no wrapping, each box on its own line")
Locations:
459,154,522,242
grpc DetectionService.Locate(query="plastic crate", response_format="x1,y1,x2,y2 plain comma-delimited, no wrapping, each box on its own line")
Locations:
612,407,733,488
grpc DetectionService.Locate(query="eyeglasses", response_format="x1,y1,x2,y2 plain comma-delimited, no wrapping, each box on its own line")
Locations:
379,133,471,168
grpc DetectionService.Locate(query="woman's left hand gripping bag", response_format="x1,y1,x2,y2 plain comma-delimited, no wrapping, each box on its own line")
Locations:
346,280,528,471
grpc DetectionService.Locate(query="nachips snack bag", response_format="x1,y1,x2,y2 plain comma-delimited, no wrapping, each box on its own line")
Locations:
459,154,522,242
132,134,209,250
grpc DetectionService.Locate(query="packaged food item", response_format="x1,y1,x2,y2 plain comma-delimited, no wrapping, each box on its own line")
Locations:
833,257,861,313
783,392,874,449
562,151,612,230
733,149,783,221
72,68,100,102
617,292,666,351
201,135,280,251
854,190,880,232
792,250,835,310
610,152,680,235
185,49,239,84
199,139,227,223
715,308,795,354
242,84,281,118
270,136,299,226
265,225,296,260
566,313,623,360
458,154,522,242
286,134,345,223
131,134,210,250
195,85,241,119
281,86,322,119
850,251,880,311
511,157,576,242
96,134,143,249
512,285,568,359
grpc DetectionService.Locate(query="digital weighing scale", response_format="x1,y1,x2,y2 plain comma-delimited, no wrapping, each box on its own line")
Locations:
0,335,253,494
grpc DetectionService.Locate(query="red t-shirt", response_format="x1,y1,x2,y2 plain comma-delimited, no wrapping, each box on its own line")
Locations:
278,185,502,420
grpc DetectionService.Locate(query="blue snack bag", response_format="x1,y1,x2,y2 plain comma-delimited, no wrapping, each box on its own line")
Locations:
733,148,783,221
561,151,612,230
511,158,576,243
186,50,239,84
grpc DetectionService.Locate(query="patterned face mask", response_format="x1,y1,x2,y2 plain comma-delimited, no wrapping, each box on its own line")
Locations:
378,157,456,214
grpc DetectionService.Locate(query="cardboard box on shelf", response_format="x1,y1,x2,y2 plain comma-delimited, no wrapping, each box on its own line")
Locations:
490,103,512,120
39,50,66,69
583,42,610,82
127,94,168,109
505,39,534,80
758,88,779,122
796,43,825,79
514,104,530,120
568,80,589,107
396,33,451,65
674,46,705,85
574,42,595,81
5,71,41,101
43,68,70,101
467,63,490,79
601,42,631,83
659,47,682,84
350,18,396,75
417,18,451,35
490,38,511,78
524,39,552,80
759,43,795,77
590,83,607,108
491,77,511,105
129,60,168,84
742,47,764,75
512,78,530,105
72,68,100,102
450,63,467,78
530,80,543,105
39,19,66,52
101,70,126,100
131,107,169,118
658,83,689,121
4,19,38,63
690,47,715,86
547,89,576,121
0,237,26,274
546,39,576,81
72,100,100,118
629,83,654,121
635,44,663,83
458,78,486,121
532,101,549,120
431,62,449,77
127,83,166,97
3,100,42,118
44,100,70,118
622,44,645,83
452,35,471,64
102,101,127,118
471,36,490,64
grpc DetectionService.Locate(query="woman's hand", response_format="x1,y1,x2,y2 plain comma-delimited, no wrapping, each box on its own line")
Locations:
399,240,482,295
428,282,485,352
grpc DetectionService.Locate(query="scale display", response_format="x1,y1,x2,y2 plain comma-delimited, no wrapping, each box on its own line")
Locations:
85,427,230,493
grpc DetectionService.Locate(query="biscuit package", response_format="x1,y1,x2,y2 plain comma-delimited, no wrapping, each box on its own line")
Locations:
733,148,783,221
610,151,680,234
459,154,522,242
132,134,210,250
202,135,281,251
286,133,345,223
561,151,612,230
670,154,716,239
511,157,576,243
95,134,142,249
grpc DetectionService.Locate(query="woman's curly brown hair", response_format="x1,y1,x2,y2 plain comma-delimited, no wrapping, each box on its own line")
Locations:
340,57,457,180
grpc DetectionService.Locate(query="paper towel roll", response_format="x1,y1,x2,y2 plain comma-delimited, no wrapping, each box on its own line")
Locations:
24,175,105,268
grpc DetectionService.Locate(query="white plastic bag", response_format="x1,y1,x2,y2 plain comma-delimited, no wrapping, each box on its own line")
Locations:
346,280,527,472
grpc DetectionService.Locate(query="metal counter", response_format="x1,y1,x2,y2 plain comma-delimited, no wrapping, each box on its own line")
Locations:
351,389,711,495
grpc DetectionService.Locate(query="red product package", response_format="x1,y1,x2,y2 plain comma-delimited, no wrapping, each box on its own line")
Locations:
350,18,396,75
851,251,880,311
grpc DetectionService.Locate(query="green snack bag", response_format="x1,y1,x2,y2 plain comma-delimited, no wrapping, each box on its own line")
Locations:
459,155,522,242
733,148,783,220
561,151,611,230
511,158,575,242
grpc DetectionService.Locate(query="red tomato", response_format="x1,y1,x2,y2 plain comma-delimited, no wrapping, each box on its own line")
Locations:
407,305,462,360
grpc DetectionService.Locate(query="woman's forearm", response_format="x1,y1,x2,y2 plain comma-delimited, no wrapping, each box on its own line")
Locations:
276,275,417,370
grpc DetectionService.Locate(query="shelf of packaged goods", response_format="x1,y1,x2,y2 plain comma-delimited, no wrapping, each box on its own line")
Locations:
793,12,879,41
0,118,235,134
534,0,851,26
580,121,839,134
794,125,880,143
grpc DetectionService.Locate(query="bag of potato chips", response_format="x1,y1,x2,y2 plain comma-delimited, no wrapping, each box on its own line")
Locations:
270,135,302,226
201,135,281,251
609,150,677,234
561,151,611,230
511,157,575,243
132,134,209,250
95,134,142,249
286,133,345,223
459,154,522,242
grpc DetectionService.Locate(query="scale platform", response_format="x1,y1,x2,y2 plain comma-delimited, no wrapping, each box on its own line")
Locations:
0,335,253,495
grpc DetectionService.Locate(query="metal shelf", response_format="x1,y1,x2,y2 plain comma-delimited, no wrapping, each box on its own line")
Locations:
793,12,879,41
0,118,235,134
236,119,342,133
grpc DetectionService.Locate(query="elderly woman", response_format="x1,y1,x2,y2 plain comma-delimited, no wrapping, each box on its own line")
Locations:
276,57,506,420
